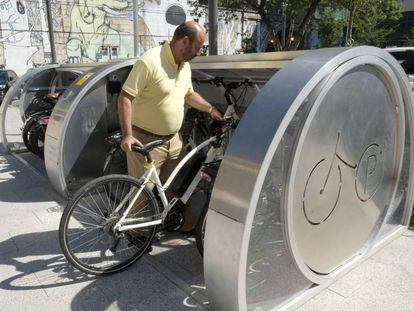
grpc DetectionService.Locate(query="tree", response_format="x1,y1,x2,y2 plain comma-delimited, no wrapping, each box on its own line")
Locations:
313,0,402,48
190,0,402,51
351,0,401,47
190,0,323,50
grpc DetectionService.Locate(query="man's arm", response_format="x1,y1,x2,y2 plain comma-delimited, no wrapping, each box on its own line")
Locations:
118,90,143,151
185,91,223,120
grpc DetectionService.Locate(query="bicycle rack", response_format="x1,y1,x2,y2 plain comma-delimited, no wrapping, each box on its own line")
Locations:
44,59,137,195
0,64,92,153
205,46,414,310
44,52,304,196
29,46,414,310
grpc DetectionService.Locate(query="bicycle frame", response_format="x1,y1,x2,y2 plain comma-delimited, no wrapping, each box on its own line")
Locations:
112,79,251,233
113,135,217,232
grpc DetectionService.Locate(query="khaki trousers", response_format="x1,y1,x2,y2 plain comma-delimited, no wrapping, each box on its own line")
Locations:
126,127,184,186
126,127,197,233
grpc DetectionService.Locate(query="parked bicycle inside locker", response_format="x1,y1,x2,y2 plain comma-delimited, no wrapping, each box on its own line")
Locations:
21,92,61,158
101,76,254,182
102,77,256,255
59,78,256,275
59,115,237,275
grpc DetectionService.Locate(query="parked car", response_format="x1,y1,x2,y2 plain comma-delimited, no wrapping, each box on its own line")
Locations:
0,69,18,104
385,47,414,88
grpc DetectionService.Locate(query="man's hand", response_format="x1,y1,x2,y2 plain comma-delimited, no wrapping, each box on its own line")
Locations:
121,135,143,152
210,107,224,121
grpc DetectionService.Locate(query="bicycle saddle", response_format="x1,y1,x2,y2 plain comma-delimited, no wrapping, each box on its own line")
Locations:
131,140,164,156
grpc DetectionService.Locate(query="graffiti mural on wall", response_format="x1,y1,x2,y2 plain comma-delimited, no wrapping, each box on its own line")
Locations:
0,0,243,74
0,0,49,75
67,0,135,62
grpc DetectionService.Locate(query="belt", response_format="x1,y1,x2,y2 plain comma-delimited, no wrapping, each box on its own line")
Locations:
132,125,175,140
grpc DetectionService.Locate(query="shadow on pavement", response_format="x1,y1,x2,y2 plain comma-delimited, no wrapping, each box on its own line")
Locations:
0,155,64,204
0,230,208,310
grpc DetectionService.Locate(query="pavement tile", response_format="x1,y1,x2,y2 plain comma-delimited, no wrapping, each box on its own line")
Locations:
0,112,413,311
6,229,60,255
371,235,414,272
343,265,414,311
95,259,204,310
0,214,43,236
296,289,346,311
151,234,204,284
328,258,385,298
31,205,64,228
14,185,64,207
0,232,18,255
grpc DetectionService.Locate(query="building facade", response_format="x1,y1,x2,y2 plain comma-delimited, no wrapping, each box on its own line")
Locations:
0,0,256,76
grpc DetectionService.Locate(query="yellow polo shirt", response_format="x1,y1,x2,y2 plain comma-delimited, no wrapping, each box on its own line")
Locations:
122,42,194,135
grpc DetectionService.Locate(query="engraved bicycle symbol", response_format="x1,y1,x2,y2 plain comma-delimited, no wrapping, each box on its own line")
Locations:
302,132,383,225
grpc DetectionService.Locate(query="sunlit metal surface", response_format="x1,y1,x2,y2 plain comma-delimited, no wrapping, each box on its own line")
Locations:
45,60,136,196
205,46,414,310
0,65,59,151
44,52,300,196
0,64,92,152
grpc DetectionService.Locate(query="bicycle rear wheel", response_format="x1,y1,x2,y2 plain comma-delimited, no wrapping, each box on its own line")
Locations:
195,162,220,256
22,117,36,153
59,174,159,275
29,123,46,158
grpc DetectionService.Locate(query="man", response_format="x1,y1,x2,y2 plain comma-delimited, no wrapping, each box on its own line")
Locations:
118,20,222,189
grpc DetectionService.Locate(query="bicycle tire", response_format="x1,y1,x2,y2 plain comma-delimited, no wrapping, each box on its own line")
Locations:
195,198,209,256
22,117,37,153
194,160,222,256
29,123,46,158
59,174,159,275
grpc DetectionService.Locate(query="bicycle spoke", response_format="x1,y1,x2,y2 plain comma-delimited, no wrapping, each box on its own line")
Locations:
66,227,101,242
69,231,106,252
77,199,105,220
95,186,110,213
72,206,105,223
61,176,159,274
87,192,105,218
82,234,109,266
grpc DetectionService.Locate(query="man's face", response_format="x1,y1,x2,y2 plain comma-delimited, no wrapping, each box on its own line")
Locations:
182,32,205,61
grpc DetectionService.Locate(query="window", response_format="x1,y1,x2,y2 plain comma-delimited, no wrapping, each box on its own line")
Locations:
389,50,414,74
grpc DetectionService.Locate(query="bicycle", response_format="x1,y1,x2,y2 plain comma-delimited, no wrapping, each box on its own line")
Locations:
21,92,60,158
192,77,256,255
59,116,237,275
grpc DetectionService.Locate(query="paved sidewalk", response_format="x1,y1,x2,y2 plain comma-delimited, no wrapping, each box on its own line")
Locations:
0,151,208,310
1,149,413,311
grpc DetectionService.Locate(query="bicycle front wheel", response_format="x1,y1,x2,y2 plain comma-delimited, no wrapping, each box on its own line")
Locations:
59,174,159,275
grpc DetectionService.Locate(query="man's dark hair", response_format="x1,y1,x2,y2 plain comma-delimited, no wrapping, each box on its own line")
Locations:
172,23,199,43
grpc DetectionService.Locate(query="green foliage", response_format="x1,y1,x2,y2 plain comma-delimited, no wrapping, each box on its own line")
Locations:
190,0,403,50
351,0,402,46
316,5,347,47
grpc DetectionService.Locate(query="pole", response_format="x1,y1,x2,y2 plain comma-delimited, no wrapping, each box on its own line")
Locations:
133,0,140,57
45,0,57,63
241,10,244,51
282,1,287,48
208,0,218,55
345,0,354,47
